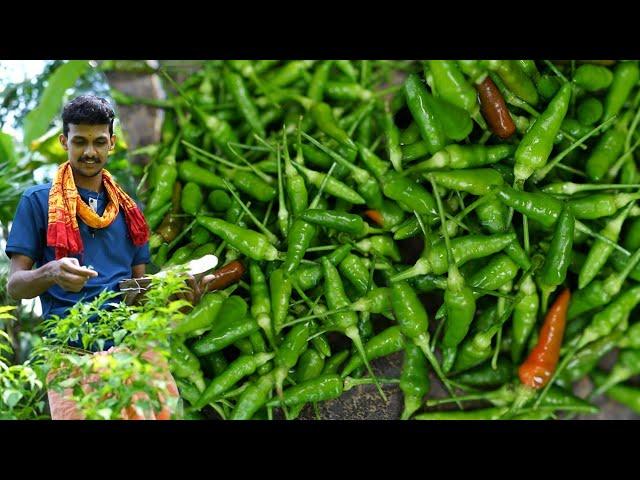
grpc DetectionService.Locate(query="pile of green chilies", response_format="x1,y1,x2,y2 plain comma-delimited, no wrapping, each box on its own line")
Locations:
116,60,640,420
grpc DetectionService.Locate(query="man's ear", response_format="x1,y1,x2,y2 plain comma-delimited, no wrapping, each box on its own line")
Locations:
110,134,116,151
59,134,68,151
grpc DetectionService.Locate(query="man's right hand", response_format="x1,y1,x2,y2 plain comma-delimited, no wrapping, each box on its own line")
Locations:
51,257,98,292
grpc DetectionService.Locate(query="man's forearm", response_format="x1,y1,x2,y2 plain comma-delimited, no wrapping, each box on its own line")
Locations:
7,262,57,300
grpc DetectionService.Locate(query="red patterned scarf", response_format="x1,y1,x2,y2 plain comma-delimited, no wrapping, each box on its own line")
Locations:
47,161,149,259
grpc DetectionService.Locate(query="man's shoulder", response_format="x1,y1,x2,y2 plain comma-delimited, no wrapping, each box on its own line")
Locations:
22,183,52,200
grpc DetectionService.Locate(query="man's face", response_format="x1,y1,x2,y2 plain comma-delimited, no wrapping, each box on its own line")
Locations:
59,124,116,178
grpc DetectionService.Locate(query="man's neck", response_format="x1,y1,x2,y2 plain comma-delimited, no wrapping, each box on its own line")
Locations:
73,171,103,193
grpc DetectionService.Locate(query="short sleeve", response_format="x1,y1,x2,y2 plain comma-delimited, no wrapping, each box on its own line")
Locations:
5,193,44,263
132,241,151,265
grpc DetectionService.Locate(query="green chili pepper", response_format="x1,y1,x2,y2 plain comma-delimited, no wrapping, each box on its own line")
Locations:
230,372,276,420
340,326,405,378
585,119,628,182
579,202,633,289
173,291,227,337
567,251,638,320
514,82,571,184
405,144,514,174
577,97,604,126
536,74,561,100
495,185,636,228
262,60,314,91
355,235,401,262
475,198,531,270
400,141,432,163
270,268,293,334
618,322,640,349
322,257,386,399
453,358,514,388
467,254,520,296
192,313,259,357
180,182,203,216
296,348,326,383
591,349,640,397
390,280,457,399
310,101,357,151
404,73,447,154
197,216,279,261
274,322,311,396
194,352,275,409
338,253,370,296
381,171,437,217
201,351,229,379
538,204,574,311
323,350,351,375
147,204,173,235
307,60,333,101
290,244,352,291
146,164,178,214
267,374,343,407
382,101,403,171
569,192,640,220
559,331,623,384
592,371,640,414
325,81,372,102
603,61,640,121
429,168,505,196
223,70,264,137
190,225,212,245
219,167,277,203
511,275,539,363
577,285,640,349
283,133,309,216
573,64,614,91
207,190,231,212
178,160,226,190
427,382,597,414
487,60,539,106
249,261,274,344
293,162,365,204
351,287,393,314
299,209,368,236
400,342,430,420
428,60,479,115
415,407,509,420
165,243,196,267
391,232,516,281
170,340,206,392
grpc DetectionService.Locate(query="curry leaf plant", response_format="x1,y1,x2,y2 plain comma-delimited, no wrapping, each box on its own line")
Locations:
31,268,192,419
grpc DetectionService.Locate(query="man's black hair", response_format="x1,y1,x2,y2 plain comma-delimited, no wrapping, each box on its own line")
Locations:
62,95,116,137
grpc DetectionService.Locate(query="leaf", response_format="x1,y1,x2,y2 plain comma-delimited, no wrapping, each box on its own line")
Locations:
23,61,91,147
96,408,112,420
0,132,15,164
113,329,128,345
2,389,23,408
58,377,79,389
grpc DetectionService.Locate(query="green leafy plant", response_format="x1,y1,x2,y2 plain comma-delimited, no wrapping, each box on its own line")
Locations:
0,306,47,420
32,269,192,420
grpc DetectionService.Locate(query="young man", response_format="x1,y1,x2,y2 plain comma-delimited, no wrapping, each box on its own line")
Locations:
5,95,178,419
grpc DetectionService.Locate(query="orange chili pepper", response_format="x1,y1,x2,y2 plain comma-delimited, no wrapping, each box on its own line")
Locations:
518,288,571,389
364,209,384,228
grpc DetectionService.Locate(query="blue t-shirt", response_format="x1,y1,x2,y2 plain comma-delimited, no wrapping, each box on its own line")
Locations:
5,183,150,320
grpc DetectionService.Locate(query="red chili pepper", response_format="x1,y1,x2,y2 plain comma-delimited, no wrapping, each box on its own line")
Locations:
364,210,384,228
203,260,246,293
476,76,516,139
518,288,571,389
